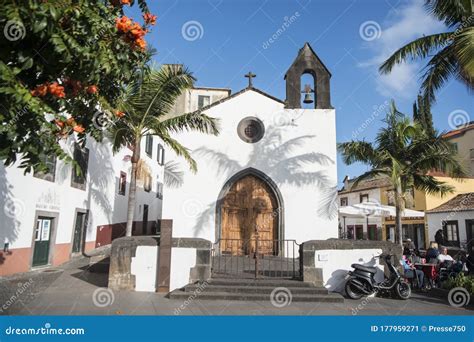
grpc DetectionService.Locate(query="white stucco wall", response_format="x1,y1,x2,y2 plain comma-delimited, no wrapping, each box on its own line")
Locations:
338,188,383,238
130,245,159,292
314,248,384,292
162,89,338,244
427,211,473,246
170,247,197,291
1,134,164,251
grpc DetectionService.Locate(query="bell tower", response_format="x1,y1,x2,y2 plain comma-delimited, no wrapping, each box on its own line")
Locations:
284,43,332,109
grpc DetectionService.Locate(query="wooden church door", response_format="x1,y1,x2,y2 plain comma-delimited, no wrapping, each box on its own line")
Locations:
221,175,278,255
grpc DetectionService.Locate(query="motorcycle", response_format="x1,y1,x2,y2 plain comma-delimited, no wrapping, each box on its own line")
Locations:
345,254,411,300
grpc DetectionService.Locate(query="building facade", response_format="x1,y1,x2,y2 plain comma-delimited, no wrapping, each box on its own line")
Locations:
443,122,474,177
0,134,165,276
426,193,474,253
161,43,339,249
338,175,474,249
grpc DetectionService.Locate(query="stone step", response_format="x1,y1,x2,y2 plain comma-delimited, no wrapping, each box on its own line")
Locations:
169,290,344,303
184,284,329,295
206,278,313,288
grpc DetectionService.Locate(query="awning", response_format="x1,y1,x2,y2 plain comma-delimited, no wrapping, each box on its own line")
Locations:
338,202,425,218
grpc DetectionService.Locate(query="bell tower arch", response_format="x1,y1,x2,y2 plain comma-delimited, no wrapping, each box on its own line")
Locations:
284,42,332,109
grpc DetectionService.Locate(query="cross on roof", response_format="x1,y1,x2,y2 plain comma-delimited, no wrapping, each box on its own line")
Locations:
244,72,256,88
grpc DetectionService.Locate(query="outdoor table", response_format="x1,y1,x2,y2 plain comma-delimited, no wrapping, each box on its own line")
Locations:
414,263,438,282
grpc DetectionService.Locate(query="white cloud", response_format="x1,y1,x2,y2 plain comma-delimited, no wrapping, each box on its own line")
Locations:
360,0,445,98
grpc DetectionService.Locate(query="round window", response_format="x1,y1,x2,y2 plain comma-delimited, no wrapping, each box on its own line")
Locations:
237,117,265,143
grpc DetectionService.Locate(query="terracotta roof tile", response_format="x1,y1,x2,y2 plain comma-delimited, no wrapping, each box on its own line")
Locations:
442,123,474,139
339,176,392,194
426,192,474,213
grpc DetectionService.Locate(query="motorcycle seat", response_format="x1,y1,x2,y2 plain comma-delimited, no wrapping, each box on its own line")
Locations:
352,264,378,274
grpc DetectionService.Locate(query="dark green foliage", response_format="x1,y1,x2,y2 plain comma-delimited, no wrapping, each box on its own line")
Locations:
0,0,153,172
380,0,473,103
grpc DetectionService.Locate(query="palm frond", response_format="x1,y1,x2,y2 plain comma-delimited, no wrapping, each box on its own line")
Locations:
379,33,452,74
452,27,474,89
424,0,471,28
159,131,197,172
413,174,454,196
337,141,380,166
159,112,220,136
420,46,459,103
164,161,184,188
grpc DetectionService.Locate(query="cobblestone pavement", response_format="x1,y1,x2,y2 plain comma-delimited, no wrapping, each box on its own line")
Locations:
1,257,472,316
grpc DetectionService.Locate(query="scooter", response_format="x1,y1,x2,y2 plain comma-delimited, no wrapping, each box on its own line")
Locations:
345,254,411,300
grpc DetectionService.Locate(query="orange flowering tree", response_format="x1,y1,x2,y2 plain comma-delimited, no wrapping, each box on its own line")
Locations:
0,0,157,172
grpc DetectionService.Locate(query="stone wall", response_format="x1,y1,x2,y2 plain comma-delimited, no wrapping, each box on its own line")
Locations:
108,236,212,292
300,239,402,291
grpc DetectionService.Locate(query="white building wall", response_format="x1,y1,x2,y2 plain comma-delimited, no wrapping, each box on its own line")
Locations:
314,248,384,292
427,211,473,246
0,134,164,274
337,188,383,237
162,90,338,244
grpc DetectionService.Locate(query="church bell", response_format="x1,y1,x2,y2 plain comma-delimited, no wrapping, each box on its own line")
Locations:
302,84,314,104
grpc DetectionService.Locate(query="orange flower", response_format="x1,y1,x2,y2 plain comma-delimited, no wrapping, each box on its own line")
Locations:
130,23,146,39
30,83,49,97
66,117,76,126
73,125,85,133
121,0,131,4
48,82,65,98
115,110,125,118
134,38,147,50
143,13,157,26
86,85,98,94
116,16,132,33
54,119,65,128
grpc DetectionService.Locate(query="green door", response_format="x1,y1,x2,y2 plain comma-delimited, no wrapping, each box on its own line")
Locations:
72,212,86,253
32,218,52,267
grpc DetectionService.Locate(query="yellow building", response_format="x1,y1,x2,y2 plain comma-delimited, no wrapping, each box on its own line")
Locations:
339,175,474,249
442,122,474,177
379,176,474,249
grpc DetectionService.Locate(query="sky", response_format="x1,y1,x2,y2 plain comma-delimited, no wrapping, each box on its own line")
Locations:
128,0,473,187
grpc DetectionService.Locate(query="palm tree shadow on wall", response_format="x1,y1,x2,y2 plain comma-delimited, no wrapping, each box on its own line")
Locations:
0,164,20,265
190,127,338,236
86,141,115,239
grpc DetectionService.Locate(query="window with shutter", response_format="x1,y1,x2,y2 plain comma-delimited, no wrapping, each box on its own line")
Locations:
71,144,89,190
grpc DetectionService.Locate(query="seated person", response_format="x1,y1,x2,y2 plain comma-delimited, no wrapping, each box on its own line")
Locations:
425,242,440,263
437,246,454,264
401,255,424,288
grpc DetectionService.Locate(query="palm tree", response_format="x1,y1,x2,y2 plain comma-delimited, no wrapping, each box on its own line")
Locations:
338,101,465,246
109,64,219,236
380,0,473,103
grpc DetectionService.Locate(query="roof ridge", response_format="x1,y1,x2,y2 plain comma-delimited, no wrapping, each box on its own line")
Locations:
187,86,284,115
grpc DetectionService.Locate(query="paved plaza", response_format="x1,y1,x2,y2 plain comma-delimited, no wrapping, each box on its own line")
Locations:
1,256,471,316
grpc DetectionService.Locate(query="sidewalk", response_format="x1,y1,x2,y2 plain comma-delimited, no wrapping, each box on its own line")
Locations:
1,257,471,316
